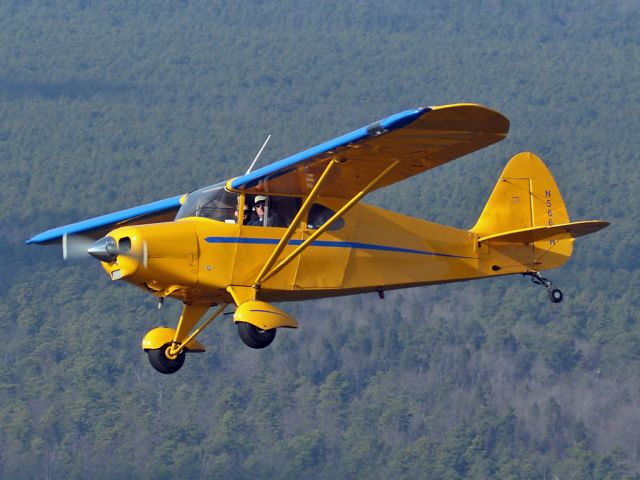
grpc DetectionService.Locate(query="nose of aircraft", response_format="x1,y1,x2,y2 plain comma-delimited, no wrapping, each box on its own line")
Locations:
87,236,119,263
87,222,199,287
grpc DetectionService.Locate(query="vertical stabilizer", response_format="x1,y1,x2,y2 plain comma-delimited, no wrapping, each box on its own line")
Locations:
471,152,573,271
472,152,570,235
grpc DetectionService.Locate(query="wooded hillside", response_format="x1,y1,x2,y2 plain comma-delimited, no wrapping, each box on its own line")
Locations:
1,1,638,478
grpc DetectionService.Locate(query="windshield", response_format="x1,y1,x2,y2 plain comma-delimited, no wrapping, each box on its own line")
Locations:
175,183,237,222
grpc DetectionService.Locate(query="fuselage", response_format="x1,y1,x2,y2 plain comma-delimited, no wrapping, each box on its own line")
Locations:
98,197,562,305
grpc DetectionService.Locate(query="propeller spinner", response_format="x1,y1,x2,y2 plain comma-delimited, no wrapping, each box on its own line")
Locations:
87,236,119,263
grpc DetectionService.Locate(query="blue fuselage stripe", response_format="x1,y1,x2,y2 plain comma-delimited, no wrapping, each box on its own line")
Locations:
204,236,474,259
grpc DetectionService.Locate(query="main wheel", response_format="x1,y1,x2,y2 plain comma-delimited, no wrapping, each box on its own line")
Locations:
147,344,186,374
237,322,276,349
549,288,563,304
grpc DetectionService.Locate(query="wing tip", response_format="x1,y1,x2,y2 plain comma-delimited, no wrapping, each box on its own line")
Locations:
26,229,68,245
428,103,510,134
26,194,185,246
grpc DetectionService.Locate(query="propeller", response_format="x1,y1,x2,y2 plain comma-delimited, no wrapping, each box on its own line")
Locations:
62,233,96,260
64,233,148,268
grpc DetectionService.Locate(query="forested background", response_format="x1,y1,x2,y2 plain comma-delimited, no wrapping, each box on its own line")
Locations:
1,1,639,478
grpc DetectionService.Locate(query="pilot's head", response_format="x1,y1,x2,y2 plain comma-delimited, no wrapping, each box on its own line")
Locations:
254,195,267,216
235,204,250,222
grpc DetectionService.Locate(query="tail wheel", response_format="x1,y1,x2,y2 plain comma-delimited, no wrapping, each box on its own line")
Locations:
549,288,563,304
147,343,186,374
525,272,564,304
237,322,276,349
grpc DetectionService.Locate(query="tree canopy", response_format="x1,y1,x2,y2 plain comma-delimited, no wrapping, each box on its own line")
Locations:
1,1,639,478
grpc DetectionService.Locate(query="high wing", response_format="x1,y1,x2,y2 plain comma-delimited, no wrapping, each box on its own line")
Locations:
226,103,509,198
26,194,184,245
27,103,508,245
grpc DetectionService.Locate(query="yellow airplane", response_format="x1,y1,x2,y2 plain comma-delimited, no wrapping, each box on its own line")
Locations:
27,103,608,374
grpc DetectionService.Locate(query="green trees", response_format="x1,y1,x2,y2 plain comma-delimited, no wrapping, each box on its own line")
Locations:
1,0,639,478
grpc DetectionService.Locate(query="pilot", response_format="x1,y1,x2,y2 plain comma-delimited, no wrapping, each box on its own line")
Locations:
248,195,285,227
227,203,251,224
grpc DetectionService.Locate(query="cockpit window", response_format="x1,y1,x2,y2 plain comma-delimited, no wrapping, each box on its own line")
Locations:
176,185,344,232
307,204,344,231
175,183,237,222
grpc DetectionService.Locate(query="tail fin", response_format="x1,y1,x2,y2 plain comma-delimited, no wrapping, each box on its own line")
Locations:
472,152,570,235
471,152,608,272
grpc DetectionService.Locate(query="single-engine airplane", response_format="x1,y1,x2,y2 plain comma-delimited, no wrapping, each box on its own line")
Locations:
27,103,608,374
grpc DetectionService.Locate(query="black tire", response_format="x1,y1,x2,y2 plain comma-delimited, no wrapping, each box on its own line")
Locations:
549,288,563,304
237,322,276,349
147,344,185,374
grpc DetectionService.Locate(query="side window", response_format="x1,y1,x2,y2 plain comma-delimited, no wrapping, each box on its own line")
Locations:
307,204,344,231
246,195,300,228
270,196,300,227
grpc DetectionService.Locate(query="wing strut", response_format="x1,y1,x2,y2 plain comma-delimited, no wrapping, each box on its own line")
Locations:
254,157,340,287
254,159,400,288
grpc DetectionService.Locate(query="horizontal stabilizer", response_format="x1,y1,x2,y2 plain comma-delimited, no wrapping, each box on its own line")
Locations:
478,220,609,244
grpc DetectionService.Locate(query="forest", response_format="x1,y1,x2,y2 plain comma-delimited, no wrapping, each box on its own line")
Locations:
1,0,639,478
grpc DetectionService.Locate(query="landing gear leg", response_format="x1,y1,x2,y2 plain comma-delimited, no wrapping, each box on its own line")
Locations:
524,271,563,304
144,303,228,374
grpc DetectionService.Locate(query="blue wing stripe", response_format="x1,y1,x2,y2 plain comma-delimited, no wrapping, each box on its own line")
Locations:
26,194,183,244
229,107,428,191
